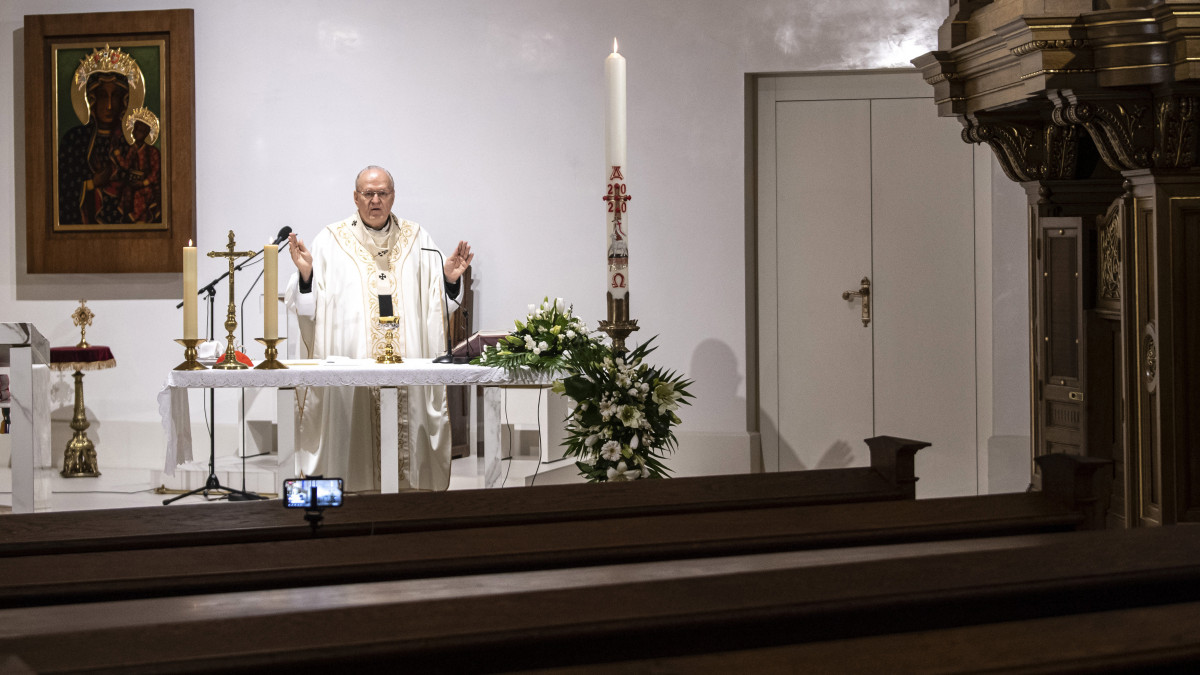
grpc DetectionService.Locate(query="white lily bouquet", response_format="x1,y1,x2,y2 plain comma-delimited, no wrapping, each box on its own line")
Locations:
555,337,693,481
477,297,694,482
471,297,595,374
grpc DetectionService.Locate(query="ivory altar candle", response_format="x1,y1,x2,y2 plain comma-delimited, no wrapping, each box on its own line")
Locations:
263,243,278,340
605,39,627,173
183,241,197,339
605,39,630,304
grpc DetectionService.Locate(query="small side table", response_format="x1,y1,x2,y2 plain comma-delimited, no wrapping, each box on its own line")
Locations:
49,346,115,477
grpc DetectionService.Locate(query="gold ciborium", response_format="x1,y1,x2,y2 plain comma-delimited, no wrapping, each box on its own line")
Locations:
376,316,403,364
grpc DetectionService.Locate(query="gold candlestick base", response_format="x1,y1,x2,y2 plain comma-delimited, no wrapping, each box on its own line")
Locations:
255,337,288,369
598,319,640,355
214,340,248,370
174,338,207,371
61,370,100,478
376,322,403,364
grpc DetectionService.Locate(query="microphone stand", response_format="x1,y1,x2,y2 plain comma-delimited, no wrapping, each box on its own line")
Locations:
164,282,264,504
226,238,292,501
421,247,468,364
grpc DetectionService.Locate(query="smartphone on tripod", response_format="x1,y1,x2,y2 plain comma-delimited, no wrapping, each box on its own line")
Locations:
282,478,344,509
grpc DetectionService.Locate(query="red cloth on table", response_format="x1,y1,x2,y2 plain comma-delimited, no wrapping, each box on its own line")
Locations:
50,346,116,370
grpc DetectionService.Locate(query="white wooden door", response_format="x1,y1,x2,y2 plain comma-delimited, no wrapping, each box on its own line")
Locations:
757,71,978,497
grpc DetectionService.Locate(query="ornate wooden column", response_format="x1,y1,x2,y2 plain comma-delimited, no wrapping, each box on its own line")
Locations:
915,1,1200,526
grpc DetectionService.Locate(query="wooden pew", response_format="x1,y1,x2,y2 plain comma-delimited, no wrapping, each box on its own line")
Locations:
527,600,1200,674
1,523,1197,673
0,436,929,557
0,461,1101,609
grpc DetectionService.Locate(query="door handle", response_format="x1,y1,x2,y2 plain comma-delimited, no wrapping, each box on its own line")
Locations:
842,276,871,327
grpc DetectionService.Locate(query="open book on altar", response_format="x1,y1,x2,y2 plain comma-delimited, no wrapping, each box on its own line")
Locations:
451,331,509,360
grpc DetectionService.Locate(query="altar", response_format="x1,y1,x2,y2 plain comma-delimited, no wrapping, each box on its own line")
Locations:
159,358,553,493
1,323,51,513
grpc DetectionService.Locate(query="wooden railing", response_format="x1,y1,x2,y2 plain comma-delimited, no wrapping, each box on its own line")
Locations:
0,436,929,557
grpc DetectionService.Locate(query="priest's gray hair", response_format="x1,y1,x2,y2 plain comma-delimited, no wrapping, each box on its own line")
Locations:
355,165,395,190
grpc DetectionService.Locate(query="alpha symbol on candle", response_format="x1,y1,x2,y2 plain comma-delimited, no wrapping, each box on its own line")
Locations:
608,166,624,181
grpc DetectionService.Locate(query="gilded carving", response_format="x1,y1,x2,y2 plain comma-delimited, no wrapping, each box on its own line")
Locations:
1010,39,1089,57
1054,99,1152,170
1153,96,1199,168
1098,201,1121,302
1051,95,1200,171
962,116,1079,182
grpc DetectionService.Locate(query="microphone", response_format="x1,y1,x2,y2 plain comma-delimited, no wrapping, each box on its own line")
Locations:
272,226,292,246
421,247,459,364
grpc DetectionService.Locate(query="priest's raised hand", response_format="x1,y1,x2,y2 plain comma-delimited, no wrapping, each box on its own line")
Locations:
288,232,313,283
444,240,473,283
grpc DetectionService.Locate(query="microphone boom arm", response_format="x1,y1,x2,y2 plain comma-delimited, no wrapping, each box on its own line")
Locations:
421,247,460,364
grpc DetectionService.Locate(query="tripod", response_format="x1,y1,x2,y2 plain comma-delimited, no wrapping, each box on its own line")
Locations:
164,282,266,504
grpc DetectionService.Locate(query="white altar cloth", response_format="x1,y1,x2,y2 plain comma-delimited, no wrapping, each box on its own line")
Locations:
158,358,551,491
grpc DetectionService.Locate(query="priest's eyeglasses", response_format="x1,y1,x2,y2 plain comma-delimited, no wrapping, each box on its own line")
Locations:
357,190,393,201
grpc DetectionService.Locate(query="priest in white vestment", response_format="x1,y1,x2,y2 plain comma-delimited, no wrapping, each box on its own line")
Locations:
284,166,473,492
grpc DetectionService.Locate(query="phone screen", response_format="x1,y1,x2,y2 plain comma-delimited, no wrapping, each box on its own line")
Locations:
283,478,344,508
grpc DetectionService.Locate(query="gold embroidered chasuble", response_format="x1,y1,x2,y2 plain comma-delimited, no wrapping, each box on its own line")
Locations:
285,213,452,492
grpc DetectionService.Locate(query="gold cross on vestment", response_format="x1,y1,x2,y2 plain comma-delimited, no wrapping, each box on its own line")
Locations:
208,230,258,369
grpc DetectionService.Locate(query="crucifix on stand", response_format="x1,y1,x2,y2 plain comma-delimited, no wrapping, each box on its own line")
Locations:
208,230,258,370
164,230,265,504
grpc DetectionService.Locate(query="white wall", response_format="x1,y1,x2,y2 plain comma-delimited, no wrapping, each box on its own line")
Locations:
0,0,948,471
988,157,1034,492
974,150,1034,494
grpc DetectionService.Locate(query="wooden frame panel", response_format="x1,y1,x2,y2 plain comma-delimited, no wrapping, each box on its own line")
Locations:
23,9,195,274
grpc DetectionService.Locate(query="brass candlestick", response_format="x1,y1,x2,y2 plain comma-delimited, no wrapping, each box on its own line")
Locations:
61,369,100,477
208,230,257,370
376,316,403,364
174,338,207,370
599,317,640,355
60,300,104,477
255,337,288,369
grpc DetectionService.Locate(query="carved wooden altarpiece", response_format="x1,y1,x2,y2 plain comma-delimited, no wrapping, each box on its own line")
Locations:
915,0,1200,527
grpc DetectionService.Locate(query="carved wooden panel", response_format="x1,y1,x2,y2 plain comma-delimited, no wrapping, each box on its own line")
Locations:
1096,195,1125,314
1183,208,1200,523
1122,181,1161,526
1085,313,1124,527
